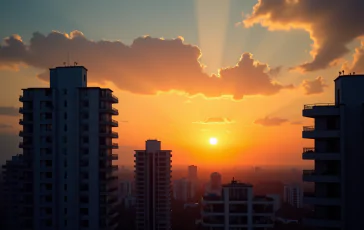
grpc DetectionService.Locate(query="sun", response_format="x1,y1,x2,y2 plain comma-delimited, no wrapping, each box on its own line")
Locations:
209,137,218,145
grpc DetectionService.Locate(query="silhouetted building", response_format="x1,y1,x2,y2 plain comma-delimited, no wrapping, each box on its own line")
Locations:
134,140,172,230
173,178,193,202
205,172,222,196
283,184,303,208
201,178,279,229
7,66,120,230
301,73,364,230
188,165,198,181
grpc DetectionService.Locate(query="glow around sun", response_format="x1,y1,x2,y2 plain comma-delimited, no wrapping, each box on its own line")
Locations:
209,137,218,145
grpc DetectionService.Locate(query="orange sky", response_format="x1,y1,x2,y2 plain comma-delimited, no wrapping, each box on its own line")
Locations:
1,0,364,167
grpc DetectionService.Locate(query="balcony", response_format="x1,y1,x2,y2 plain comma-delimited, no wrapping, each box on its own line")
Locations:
303,217,341,228
303,192,341,206
100,119,118,127
302,126,340,139
302,148,340,160
302,170,340,183
100,107,119,115
100,131,118,138
101,93,119,103
303,103,339,118
19,107,32,114
19,142,32,148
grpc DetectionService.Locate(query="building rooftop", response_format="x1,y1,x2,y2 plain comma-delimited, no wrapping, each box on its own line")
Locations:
222,178,253,188
334,74,364,82
49,65,88,71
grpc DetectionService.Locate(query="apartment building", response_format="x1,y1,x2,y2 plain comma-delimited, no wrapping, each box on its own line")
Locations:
302,73,364,230
201,179,279,230
4,65,120,230
283,184,303,208
134,140,172,230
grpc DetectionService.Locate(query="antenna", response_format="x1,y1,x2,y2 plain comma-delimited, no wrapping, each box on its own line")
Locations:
74,62,78,66
339,71,342,76
63,62,66,66
342,70,345,75
353,72,356,75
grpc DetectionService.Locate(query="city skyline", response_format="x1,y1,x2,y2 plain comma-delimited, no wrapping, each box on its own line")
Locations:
2,0,364,167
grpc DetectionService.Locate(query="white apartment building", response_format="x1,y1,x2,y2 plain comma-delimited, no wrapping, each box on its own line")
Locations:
173,178,193,202
15,66,119,230
283,184,303,208
301,73,364,230
134,140,172,230
201,179,279,230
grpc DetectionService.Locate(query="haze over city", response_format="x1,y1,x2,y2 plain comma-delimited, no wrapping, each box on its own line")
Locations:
1,0,364,169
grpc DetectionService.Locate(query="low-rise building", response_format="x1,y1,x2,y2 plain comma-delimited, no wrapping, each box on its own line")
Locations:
201,179,279,229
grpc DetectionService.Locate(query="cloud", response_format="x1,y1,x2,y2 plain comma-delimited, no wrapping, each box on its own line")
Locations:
0,124,12,129
268,66,282,77
0,106,18,116
193,117,235,125
291,121,303,125
301,76,328,95
342,40,364,73
243,0,364,72
254,116,288,126
0,31,293,100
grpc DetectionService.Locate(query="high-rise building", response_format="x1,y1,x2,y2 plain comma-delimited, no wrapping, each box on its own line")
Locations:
201,179,279,229
205,172,222,195
188,165,198,181
302,73,364,230
283,184,303,208
134,140,172,230
6,66,120,230
173,178,193,202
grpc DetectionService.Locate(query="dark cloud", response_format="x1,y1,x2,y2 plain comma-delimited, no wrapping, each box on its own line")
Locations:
0,31,292,100
0,106,18,116
291,121,303,125
343,40,364,73
301,76,327,95
254,116,288,126
0,124,12,129
268,66,282,77
244,0,364,72
193,117,234,125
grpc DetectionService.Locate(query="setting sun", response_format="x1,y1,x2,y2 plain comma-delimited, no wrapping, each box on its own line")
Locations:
209,137,218,145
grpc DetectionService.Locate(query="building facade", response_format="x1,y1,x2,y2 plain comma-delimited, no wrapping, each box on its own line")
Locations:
173,178,193,202
302,74,364,230
283,184,303,208
188,165,198,181
201,179,279,230
4,66,120,230
134,140,172,230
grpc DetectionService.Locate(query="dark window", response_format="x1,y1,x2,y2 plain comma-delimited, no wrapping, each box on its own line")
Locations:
63,89,67,95
64,208,67,214
64,196,67,202
64,125,67,132
80,208,88,215
64,113,67,119
64,101,67,107
64,184,67,191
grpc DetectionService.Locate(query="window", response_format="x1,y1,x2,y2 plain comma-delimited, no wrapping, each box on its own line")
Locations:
64,219,67,226
64,113,67,120
64,125,67,132
64,208,67,214
64,172,67,179
64,160,67,167
63,148,67,155
83,137,89,144
63,89,67,95
64,196,67,202
63,136,67,143
80,208,88,215
64,184,67,191
64,101,67,107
